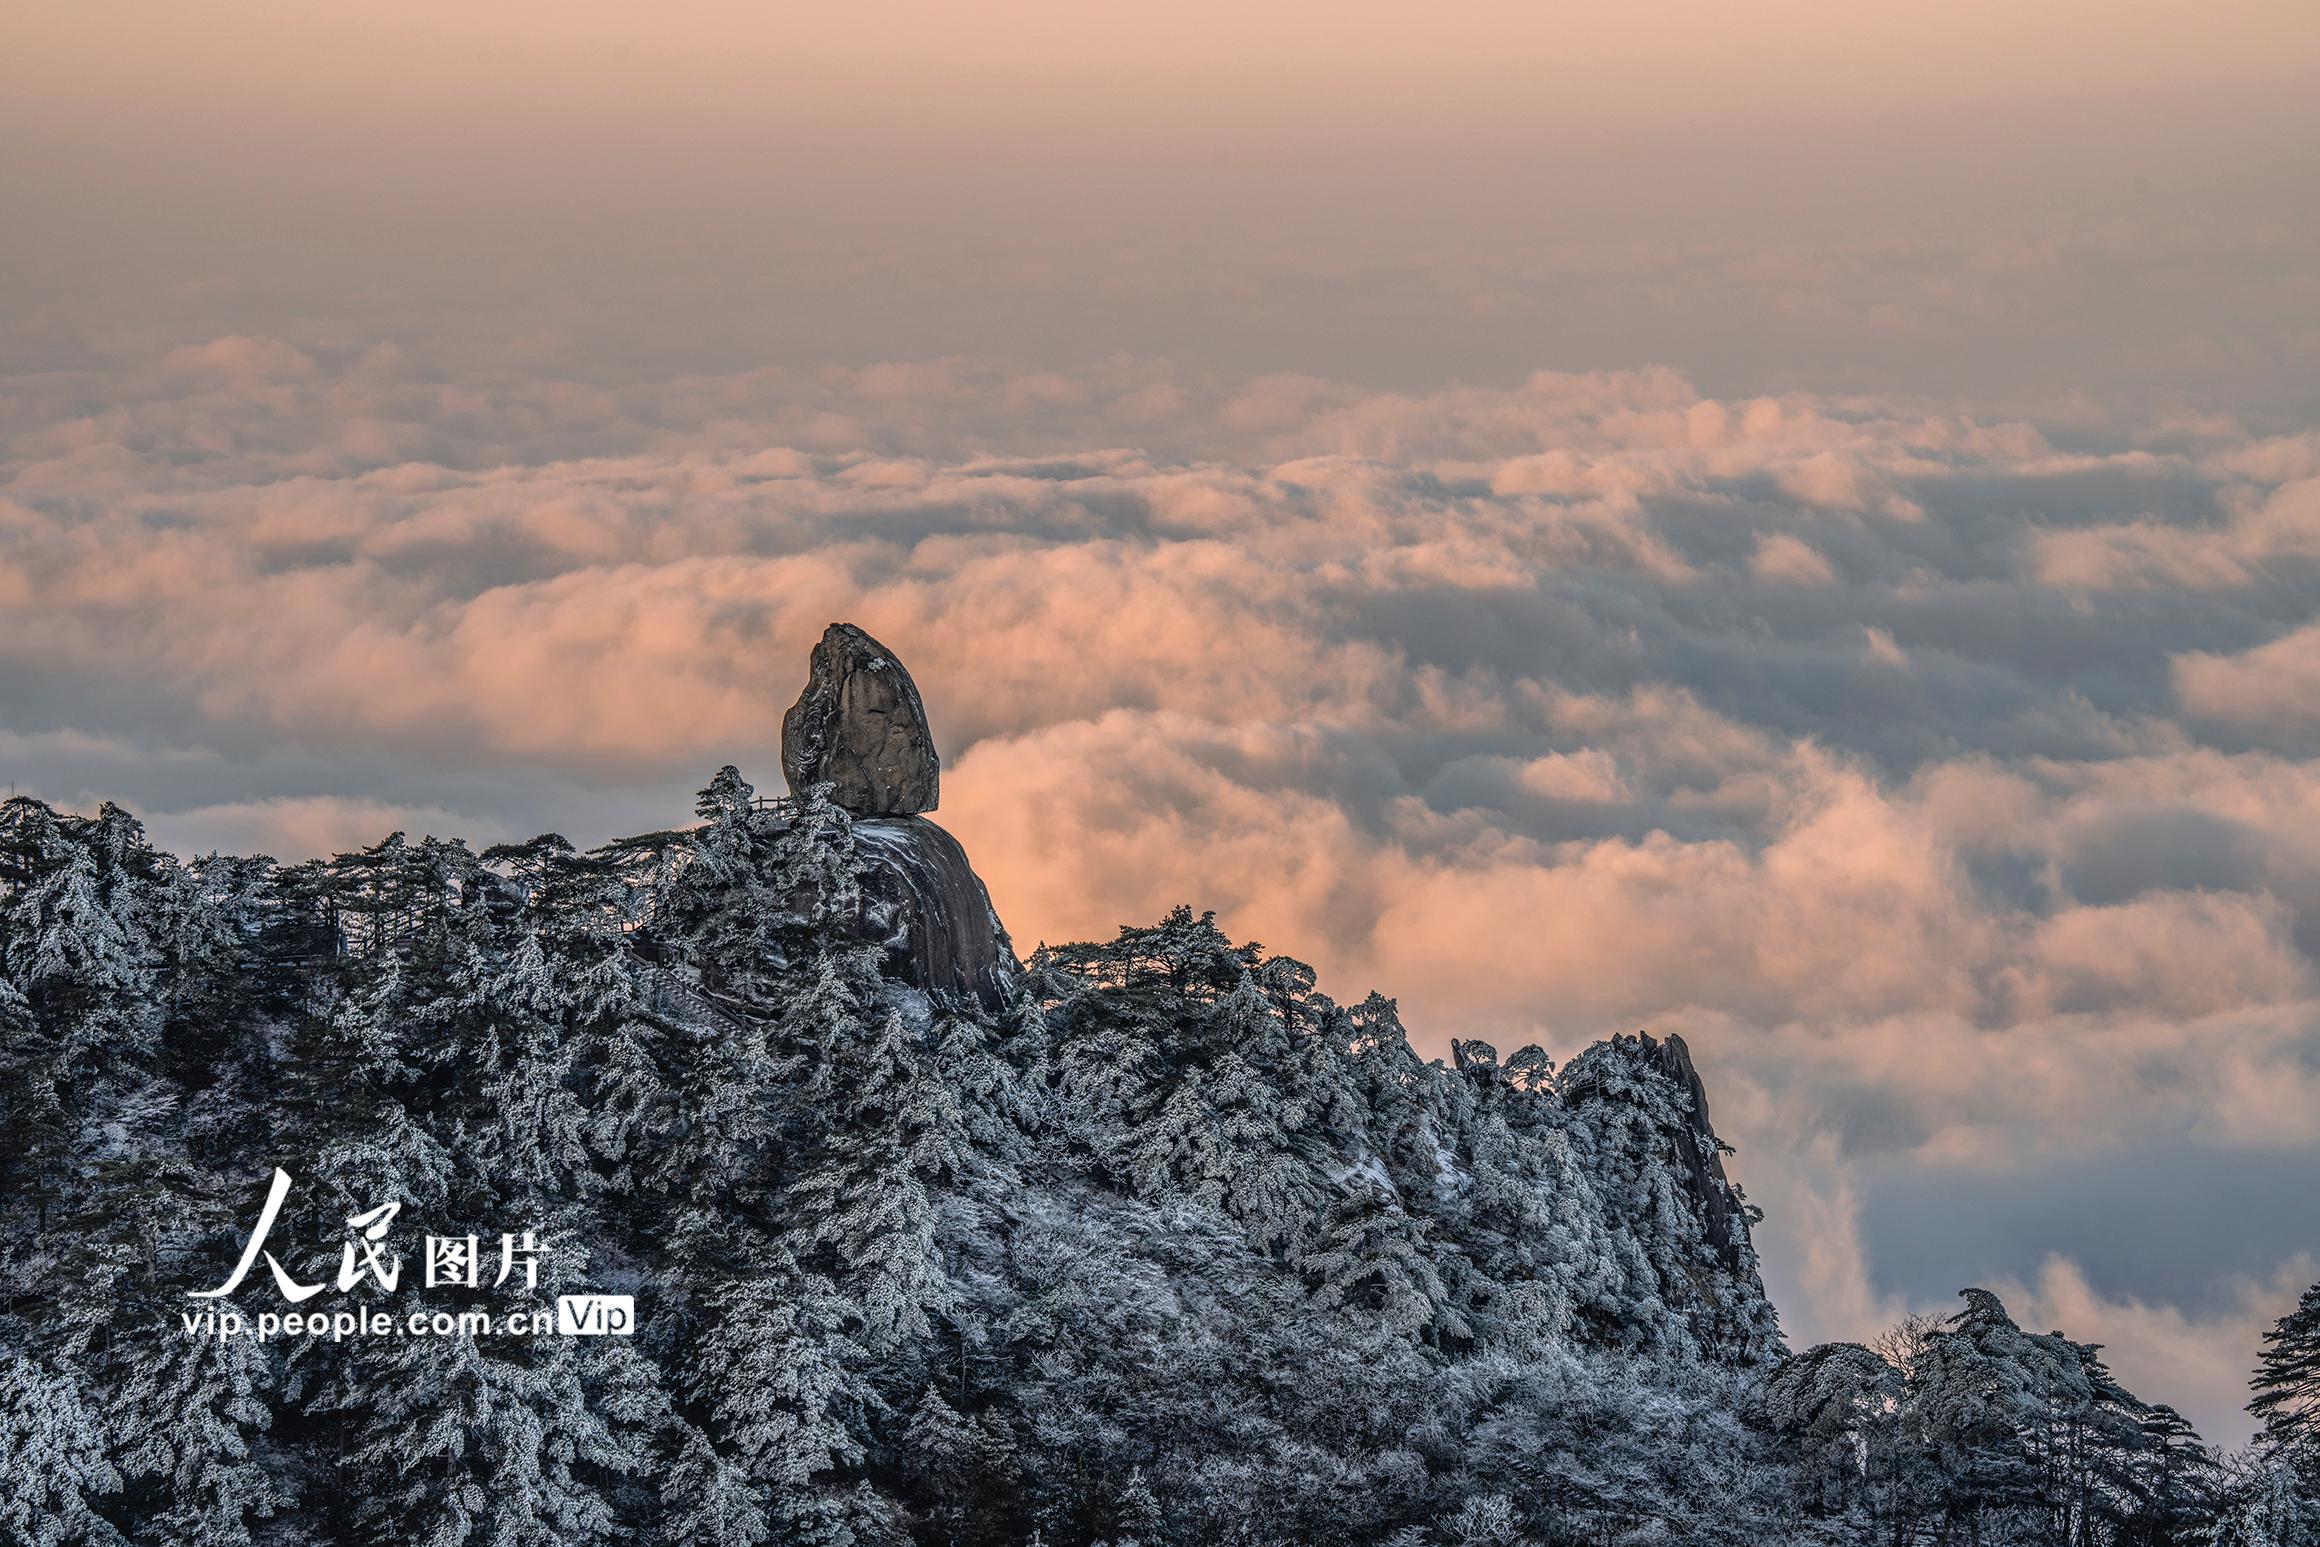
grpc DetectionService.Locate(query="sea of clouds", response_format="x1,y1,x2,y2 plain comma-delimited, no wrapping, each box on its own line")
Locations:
5,338,2317,1442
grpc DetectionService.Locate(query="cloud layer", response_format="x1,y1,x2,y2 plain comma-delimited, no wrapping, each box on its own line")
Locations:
6,342,2317,1442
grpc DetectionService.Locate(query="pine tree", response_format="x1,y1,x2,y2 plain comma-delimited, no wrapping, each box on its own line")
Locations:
1895,1287,2187,1544
1438,1492,1520,1547
1300,1185,1466,1343
2212,1459,2319,1547
104,1326,281,1545
786,1006,958,1348
1130,1047,1322,1251
2132,1403,2222,1544
0,1349,125,1546
691,1268,885,1543
0,967,72,1254
2256,1282,2320,1493
10,839,150,1053
474,931,595,1198
902,1385,1020,1546
1760,1341,1900,1520
1559,1034,1779,1362
1110,1465,1164,1546
1454,1062,1621,1354
663,1426,769,1547
303,1329,639,1547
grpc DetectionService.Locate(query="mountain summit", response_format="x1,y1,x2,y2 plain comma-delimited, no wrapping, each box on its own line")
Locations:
782,623,1015,1006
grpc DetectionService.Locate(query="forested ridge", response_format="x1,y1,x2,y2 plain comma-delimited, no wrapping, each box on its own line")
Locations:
2,772,2316,1546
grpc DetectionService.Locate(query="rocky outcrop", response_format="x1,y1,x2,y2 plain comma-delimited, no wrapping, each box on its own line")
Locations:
782,623,939,816
1469,1028,1747,1270
854,817,1018,1007
1562,1029,1780,1361
1559,1031,1753,1274
1642,1031,1746,1273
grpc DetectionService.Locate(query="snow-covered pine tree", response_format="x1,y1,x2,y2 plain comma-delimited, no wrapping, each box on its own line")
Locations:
1450,1045,1621,1354
1106,1465,1164,1547
2212,1458,2319,1547
783,1003,959,1349
1560,1033,1781,1363
1898,1287,2188,1544
300,1329,640,1547
1300,1182,1467,1344
0,1348,124,1547
662,1424,770,1547
102,1324,282,1545
898,1384,1021,1546
2256,1281,2320,1495
689,1266,890,1545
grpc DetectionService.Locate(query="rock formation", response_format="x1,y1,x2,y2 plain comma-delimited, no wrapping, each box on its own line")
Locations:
781,623,939,816
783,622,1016,1005
1466,1028,1751,1274
1642,1031,1747,1272
854,817,1018,1007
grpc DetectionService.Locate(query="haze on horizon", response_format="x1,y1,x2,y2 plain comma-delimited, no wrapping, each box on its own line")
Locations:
5,0,2319,1448
9,0,2319,417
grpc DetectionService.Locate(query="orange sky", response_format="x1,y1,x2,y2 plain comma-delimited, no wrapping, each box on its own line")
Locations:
17,1,2317,114
10,1,2314,418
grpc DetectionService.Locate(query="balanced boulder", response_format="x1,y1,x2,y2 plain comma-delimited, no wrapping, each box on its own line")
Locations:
781,622,940,815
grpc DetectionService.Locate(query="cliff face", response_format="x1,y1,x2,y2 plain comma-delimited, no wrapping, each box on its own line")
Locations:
1561,1030,1779,1361
853,816,1018,1007
1644,1031,1747,1273
782,622,1017,1006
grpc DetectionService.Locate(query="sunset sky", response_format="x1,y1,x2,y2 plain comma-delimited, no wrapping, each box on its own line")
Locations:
6,1,2319,1442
